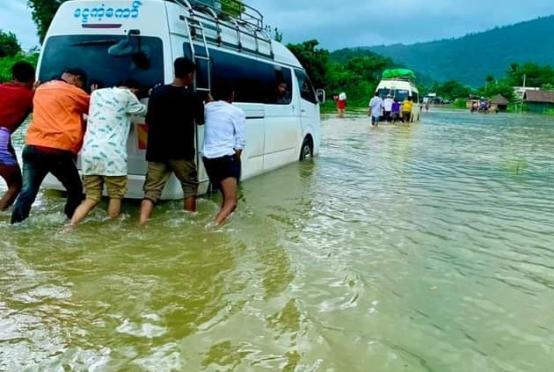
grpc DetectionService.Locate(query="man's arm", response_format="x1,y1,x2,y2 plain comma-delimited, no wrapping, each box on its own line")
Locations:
145,90,159,128
74,89,91,115
194,93,205,125
126,91,147,116
233,109,246,159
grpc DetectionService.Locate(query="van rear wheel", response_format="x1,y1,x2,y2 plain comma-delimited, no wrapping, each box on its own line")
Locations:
299,137,313,161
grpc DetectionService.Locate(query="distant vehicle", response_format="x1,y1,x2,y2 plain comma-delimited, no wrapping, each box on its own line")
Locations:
36,0,325,200
376,69,421,121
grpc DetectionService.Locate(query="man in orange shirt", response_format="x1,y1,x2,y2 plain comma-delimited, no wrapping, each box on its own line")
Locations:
11,68,90,224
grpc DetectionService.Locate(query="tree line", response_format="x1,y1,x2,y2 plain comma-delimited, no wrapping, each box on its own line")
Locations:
2,1,554,108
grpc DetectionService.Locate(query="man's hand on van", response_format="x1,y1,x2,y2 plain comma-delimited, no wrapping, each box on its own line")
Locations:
234,149,242,161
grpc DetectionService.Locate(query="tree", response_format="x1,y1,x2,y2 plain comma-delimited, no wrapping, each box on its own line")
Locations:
432,80,472,100
478,81,514,101
27,0,68,43
0,31,21,57
0,53,38,82
221,0,244,17
287,40,329,89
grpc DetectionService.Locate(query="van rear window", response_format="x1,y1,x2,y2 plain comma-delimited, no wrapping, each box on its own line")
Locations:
39,35,164,90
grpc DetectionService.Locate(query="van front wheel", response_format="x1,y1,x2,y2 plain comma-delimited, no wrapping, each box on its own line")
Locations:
299,137,313,161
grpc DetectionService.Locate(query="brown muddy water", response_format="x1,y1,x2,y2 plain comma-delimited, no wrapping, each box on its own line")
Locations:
1,110,553,371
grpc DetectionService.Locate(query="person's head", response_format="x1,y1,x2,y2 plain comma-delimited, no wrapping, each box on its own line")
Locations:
61,68,88,89
11,61,35,87
174,57,195,85
213,81,235,102
276,81,288,96
118,79,141,95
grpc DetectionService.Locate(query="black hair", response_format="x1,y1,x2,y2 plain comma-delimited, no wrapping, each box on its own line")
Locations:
12,62,35,83
88,79,105,90
118,79,141,90
212,81,235,101
174,57,195,79
63,67,88,87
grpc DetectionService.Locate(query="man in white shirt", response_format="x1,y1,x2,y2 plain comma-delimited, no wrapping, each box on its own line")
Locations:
203,83,246,225
70,81,146,226
383,95,394,122
369,92,384,127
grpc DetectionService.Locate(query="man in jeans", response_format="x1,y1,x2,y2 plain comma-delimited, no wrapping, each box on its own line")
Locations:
11,68,90,224
139,58,204,224
0,62,35,211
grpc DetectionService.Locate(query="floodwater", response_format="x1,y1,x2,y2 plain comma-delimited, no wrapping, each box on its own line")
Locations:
1,110,554,371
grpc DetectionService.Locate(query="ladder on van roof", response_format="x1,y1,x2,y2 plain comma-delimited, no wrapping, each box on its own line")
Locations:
171,0,274,60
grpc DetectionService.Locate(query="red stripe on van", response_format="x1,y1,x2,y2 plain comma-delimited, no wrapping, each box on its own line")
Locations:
82,24,122,29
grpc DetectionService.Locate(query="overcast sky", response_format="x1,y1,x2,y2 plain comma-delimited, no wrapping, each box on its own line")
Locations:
2,0,554,50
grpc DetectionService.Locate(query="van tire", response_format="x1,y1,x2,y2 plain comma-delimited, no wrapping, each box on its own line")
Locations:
299,136,314,161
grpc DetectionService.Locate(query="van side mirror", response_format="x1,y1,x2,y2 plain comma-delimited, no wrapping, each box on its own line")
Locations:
316,89,326,104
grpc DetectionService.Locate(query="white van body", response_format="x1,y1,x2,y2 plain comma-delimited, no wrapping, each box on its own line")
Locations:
376,79,421,121
38,0,321,199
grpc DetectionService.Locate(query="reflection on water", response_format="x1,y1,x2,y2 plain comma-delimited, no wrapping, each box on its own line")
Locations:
1,110,554,371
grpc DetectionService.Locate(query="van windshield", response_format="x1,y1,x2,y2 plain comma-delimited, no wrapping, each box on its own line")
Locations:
39,35,164,89
377,88,412,101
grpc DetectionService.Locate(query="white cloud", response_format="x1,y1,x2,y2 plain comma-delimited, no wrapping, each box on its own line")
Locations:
0,0,38,49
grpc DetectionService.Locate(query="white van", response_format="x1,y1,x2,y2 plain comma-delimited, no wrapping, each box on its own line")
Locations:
376,72,421,122
38,0,323,199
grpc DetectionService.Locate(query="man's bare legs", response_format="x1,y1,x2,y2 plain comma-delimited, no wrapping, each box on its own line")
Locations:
214,177,237,225
108,199,122,219
139,199,154,225
0,185,20,211
70,199,99,226
184,196,196,213
140,196,196,225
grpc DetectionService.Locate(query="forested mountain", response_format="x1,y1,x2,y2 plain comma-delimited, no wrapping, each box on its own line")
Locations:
362,15,554,86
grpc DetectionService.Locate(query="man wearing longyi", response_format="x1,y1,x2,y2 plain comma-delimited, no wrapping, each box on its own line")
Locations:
0,62,35,211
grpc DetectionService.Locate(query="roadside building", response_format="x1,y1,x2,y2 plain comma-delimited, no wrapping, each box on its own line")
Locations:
490,94,509,112
523,90,554,113
513,86,539,101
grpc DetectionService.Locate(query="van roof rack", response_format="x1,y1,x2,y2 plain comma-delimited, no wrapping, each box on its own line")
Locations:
170,0,274,59
172,0,264,31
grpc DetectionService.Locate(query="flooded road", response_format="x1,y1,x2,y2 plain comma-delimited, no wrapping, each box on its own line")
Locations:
1,110,554,371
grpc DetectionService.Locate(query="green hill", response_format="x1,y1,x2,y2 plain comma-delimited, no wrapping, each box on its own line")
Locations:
363,15,554,87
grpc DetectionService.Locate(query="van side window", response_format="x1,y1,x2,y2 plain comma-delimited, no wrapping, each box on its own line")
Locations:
180,46,293,104
294,70,317,104
209,49,292,104
273,66,292,105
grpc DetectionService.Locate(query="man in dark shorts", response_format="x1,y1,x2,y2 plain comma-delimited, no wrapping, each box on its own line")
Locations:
202,83,246,225
139,57,204,224
0,62,35,211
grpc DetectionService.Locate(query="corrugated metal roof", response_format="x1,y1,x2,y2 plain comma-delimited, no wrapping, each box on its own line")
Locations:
524,90,554,104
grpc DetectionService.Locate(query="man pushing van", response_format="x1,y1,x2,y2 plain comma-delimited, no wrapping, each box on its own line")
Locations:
139,58,204,224
11,68,90,224
70,80,147,226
